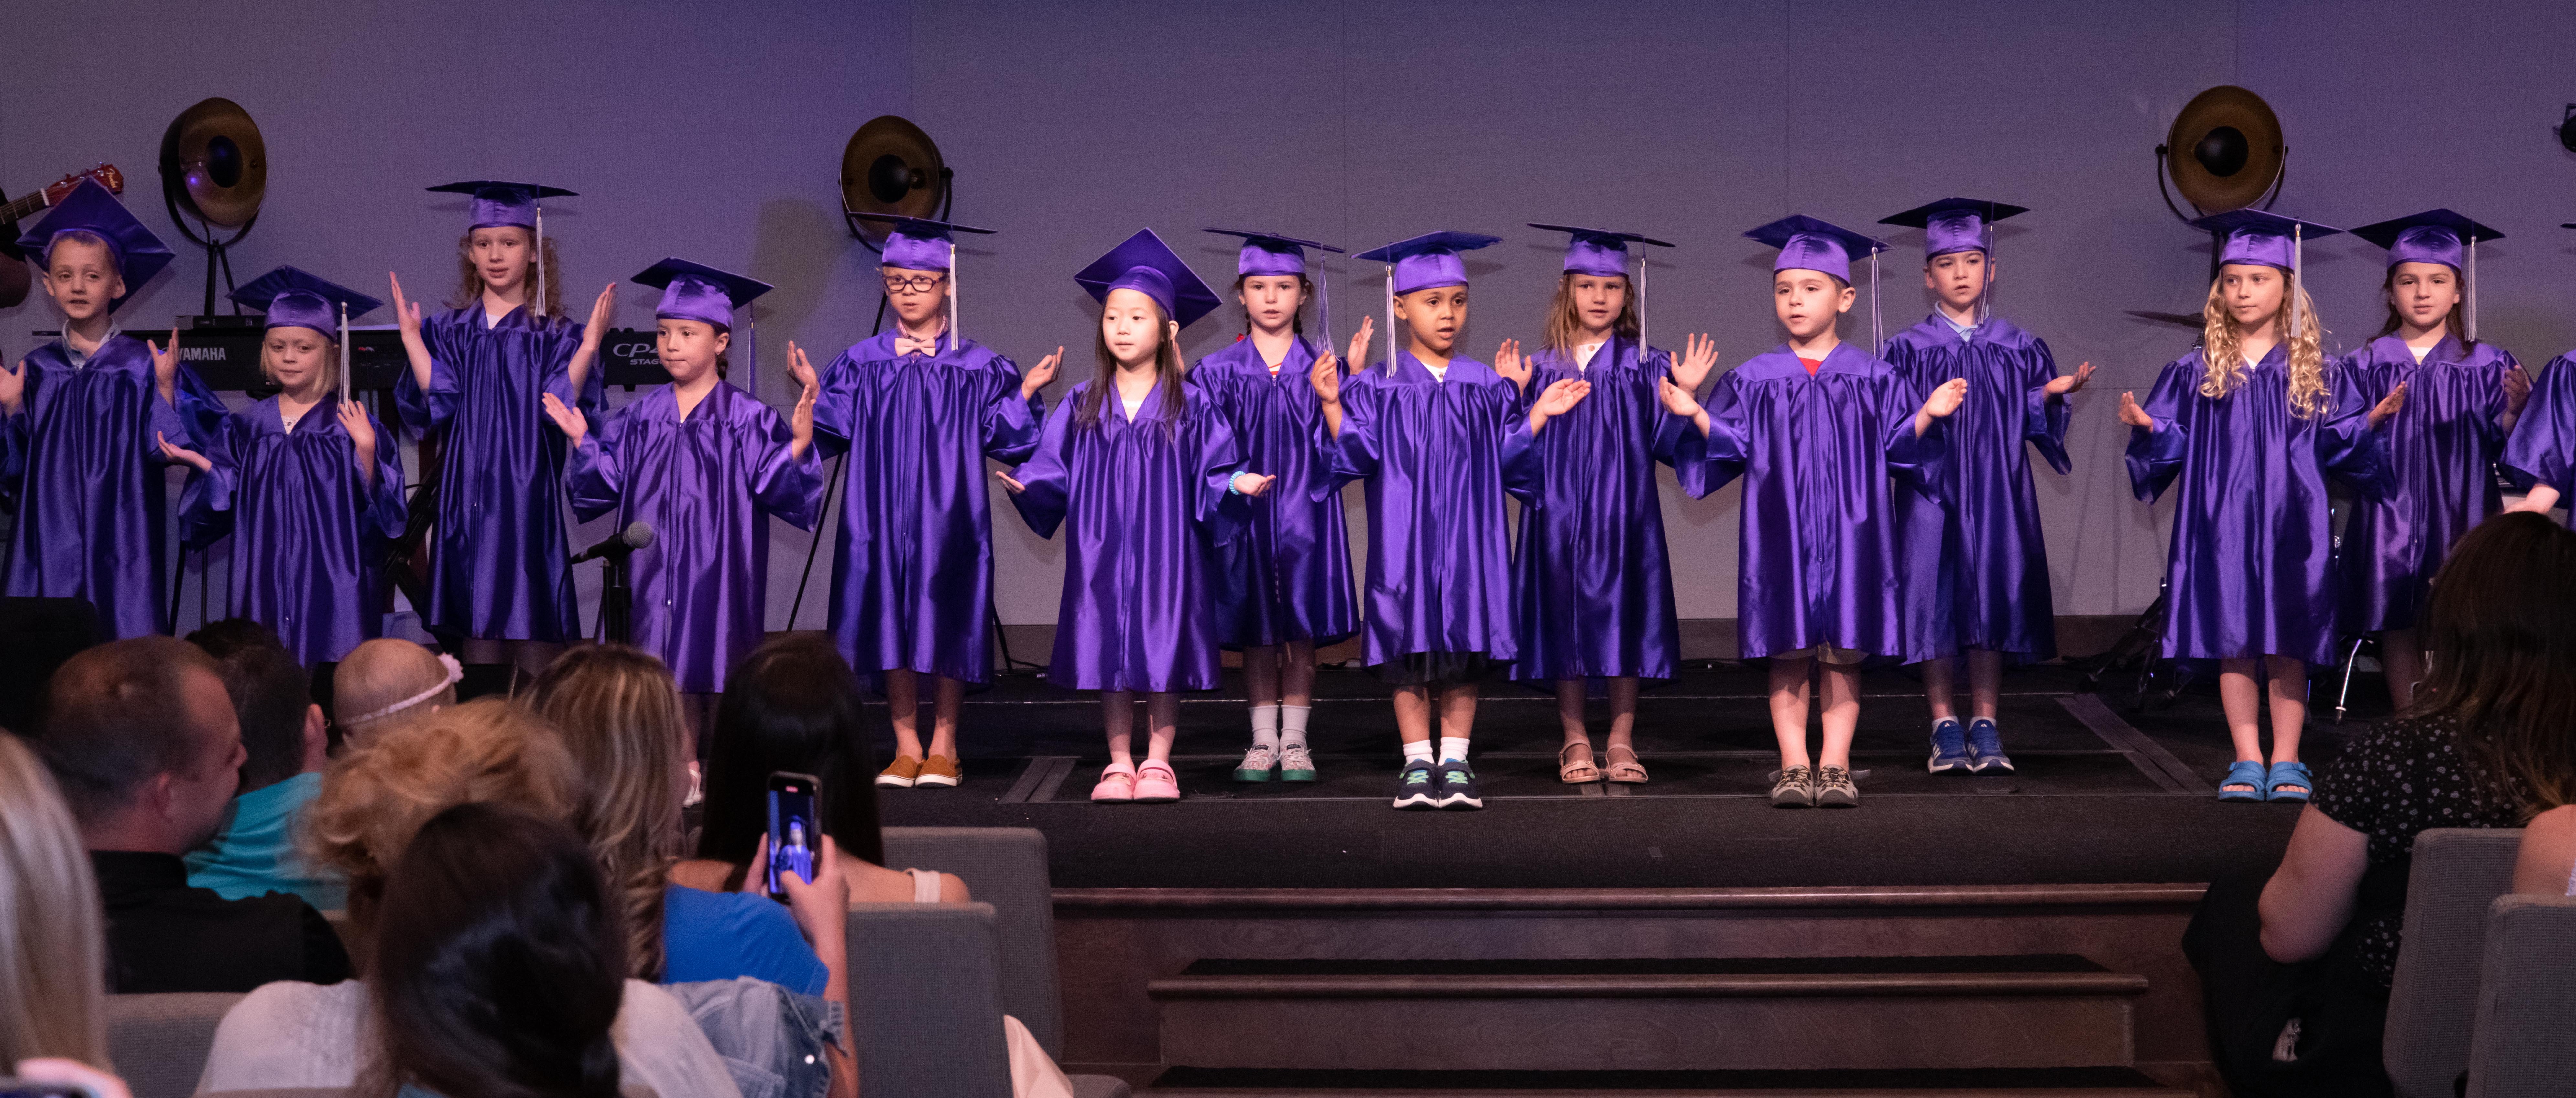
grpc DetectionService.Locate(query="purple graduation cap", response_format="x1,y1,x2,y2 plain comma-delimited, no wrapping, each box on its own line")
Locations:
1205,228,1344,347
1745,215,1892,346
855,213,996,350
1074,229,1222,330
634,258,776,389
1879,198,2028,259
1352,231,1501,375
426,180,576,317
2352,209,2504,339
230,266,385,401
2190,209,2342,345
1529,223,1676,359
14,178,174,311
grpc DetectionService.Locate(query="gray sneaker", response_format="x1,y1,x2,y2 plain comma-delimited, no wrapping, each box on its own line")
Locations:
1815,765,1860,808
1770,765,1817,808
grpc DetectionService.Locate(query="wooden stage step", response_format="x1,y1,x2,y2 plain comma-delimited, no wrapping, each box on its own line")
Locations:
1137,1064,2194,1096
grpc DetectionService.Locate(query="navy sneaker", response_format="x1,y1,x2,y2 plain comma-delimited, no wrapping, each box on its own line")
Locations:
1392,759,1439,809
1927,719,1971,774
1966,719,2014,774
1433,759,1485,810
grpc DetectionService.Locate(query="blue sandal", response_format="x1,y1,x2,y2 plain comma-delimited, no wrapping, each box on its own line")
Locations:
2266,761,2314,803
2218,761,2269,802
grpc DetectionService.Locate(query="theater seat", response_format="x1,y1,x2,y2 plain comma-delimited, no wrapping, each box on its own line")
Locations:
2385,828,2525,1098
881,826,1064,1055
106,992,244,1098
846,901,1015,1097
2464,893,2576,1097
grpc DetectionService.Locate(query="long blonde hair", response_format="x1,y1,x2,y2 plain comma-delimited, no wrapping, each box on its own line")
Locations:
2200,275,2331,418
529,645,688,982
261,331,342,398
446,228,565,319
0,733,109,1067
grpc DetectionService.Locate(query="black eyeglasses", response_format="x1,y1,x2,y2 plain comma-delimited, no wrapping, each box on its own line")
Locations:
883,274,947,294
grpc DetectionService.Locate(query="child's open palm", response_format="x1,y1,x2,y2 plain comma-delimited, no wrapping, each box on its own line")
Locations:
1532,377,1589,417
1921,378,1969,419
336,399,377,457
156,430,212,473
1493,339,1529,390
2368,381,2408,429
1671,333,1719,393
992,469,1027,495
1656,376,1704,419
787,349,821,460
1337,317,1374,386
1022,347,1063,401
2505,364,2533,418
1232,472,1278,497
147,328,184,399
2116,391,2156,431
2044,361,2096,396
540,392,587,445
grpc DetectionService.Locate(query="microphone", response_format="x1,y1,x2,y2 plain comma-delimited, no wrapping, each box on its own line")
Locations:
570,522,655,565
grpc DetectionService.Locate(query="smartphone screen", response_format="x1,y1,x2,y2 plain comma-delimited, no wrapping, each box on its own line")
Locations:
0,1082,103,1098
765,772,821,900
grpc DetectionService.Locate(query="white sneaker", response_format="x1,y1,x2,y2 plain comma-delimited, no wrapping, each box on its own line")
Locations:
1233,744,1278,782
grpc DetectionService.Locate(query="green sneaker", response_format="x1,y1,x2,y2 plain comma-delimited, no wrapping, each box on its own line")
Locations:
1233,744,1277,782
1278,743,1317,782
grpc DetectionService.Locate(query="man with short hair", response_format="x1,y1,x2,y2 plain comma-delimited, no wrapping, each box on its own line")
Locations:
184,620,343,909
34,636,349,993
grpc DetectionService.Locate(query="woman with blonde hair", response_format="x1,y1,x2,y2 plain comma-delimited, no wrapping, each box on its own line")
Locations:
0,732,135,1097
2119,211,2402,802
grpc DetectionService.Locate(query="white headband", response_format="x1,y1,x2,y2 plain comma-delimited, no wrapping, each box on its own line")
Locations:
343,653,464,725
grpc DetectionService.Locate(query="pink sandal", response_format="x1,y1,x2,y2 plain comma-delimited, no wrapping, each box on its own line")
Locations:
1134,760,1181,803
1090,762,1138,803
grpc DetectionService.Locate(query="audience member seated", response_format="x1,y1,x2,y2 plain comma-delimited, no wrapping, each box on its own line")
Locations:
29,636,349,994
2185,511,2576,1097
0,732,138,1098
202,697,740,1096
219,800,740,1098
675,634,1074,1098
2514,806,2576,896
531,644,855,1098
331,637,461,748
181,620,343,909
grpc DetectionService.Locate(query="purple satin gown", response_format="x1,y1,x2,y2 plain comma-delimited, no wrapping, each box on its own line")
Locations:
394,305,603,643
1663,343,1945,662
566,382,824,693
0,333,224,638
2124,346,2385,666
2338,335,2516,634
179,394,406,665
1881,315,2071,663
1193,336,1357,650
1509,339,1683,683
1006,379,1243,693
2502,350,2576,503
1327,353,1539,670
811,331,1041,692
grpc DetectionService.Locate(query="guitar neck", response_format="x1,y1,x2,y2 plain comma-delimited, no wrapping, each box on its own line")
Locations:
0,191,50,226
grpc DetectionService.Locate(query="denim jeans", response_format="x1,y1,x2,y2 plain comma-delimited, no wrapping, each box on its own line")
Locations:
667,977,847,1098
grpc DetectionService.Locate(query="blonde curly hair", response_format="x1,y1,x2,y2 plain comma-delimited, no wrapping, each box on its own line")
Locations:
2200,273,2331,419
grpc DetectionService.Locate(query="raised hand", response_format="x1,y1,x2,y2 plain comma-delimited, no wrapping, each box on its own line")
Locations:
1672,333,1719,393
2045,361,2096,396
391,272,435,392
1232,472,1278,497
583,283,618,346
1656,375,1704,419
148,328,183,402
1528,378,1590,434
2116,391,2156,431
787,341,820,393
0,358,24,416
2505,364,2533,418
1493,338,1529,390
2369,380,2408,429
1022,346,1063,401
337,399,377,458
1309,347,1343,405
789,354,820,460
157,430,212,473
1922,378,1969,419
992,469,1027,495
540,392,588,446
1343,316,1374,375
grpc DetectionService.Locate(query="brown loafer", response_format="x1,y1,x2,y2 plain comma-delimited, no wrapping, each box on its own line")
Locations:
915,754,962,788
875,754,922,788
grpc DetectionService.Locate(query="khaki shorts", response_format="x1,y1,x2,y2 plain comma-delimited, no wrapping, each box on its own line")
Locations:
1777,643,1865,666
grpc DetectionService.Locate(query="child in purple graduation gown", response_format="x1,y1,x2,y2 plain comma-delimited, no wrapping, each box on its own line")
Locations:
1505,225,1718,786
1,181,224,639
2118,211,2400,802
2506,352,2576,520
809,216,1054,791
1875,199,2091,777
2340,211,2529,708
998,231,1266,805
1194,229,1358,785
545,260,824,698
1659,216,1962,810
390,181,613,669
167,268,406,666
1322,232,1589,812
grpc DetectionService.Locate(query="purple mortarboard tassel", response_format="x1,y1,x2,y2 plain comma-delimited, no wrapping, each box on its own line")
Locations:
1075,229,1222,329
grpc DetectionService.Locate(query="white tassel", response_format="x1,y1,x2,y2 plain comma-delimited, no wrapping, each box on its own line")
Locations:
1870,249,1882,350
1635,246,1648,371
948,241,960,355
338,300,352,403
533,205,547,319
2288,225,2302,348
2467,235,2479,342
1384,263,1397,378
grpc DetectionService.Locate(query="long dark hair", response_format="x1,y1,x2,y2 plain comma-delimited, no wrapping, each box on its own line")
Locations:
2373,265,2477,352
367,803,624,1098
2411,511,2576,815
1075,297,1187,432
696,635,885,875
1233,273,1312,338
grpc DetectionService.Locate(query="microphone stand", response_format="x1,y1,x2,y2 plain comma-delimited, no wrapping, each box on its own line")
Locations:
595,551,634,646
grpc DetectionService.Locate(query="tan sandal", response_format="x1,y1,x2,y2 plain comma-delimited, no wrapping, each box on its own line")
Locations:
1605,744,1648,784
1558,741,1602,784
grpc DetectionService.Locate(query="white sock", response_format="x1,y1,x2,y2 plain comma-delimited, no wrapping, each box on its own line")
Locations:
1250,705,1282,751
1401,740,1435,765
1279,705,1311,750
1438,736,1471,763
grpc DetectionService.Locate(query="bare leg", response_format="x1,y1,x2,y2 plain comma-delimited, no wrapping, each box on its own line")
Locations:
1555,680,1592,750
1768,657,1816,769
2379,629,2424,711
1392,686,1434,748
1817,662,1863,769
1102,690,1137,768
1921,657,1957,722
1281,639,1317,707
884,669,924,761
1144,692,1181,765
1438,683,1479,742
1605,677,1640,751
928,675,964,759
1245,644,1283,710
2218,658,2264,795
1967,648,2004,722
2267,655,2308,793
464,639,561,680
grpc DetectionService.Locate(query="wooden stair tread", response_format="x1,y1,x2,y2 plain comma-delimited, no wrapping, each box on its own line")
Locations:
1151,956,2146,998
1141,1064,2191,1095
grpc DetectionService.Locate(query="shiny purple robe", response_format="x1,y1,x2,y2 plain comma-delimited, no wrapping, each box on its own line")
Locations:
2125,346,2385,666
1663,343,1944,661
2338,336,2516,634
1327,354,1539,667
1193,337,1357,649
394,305,603,642
2502,350,2576,503
1881,316,2070,662
178,395,406,666
811,332,1041,691
1006,379,1243,692
1510,340,1682,683
0,334,224,638
566,382,824,693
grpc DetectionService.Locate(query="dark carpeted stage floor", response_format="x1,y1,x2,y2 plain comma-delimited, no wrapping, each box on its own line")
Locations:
873,662,2392,890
